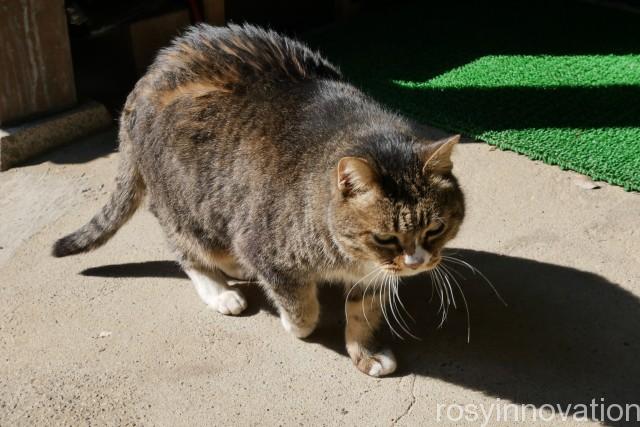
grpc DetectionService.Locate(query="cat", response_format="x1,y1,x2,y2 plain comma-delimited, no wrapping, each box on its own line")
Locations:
52,23,465,377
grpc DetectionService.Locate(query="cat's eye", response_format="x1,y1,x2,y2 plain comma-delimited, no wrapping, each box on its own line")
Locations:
372,233,399,246
425,222,446,239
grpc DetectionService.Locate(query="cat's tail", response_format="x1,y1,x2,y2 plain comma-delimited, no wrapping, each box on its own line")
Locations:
52,155,145,257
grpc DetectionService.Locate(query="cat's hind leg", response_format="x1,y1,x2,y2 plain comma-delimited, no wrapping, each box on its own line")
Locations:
186,267,247,315
153,209,248,315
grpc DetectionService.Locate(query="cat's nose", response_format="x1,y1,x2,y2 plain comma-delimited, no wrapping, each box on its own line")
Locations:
403,253,425,269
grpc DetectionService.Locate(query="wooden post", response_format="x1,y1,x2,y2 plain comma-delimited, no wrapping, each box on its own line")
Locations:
0,0,111,171
0,0,77,125
202,0,225,25
129,9,191,76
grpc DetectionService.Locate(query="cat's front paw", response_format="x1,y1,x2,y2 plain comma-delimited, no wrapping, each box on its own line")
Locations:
353,348,397,377
211,290,247,315
280,308,319,338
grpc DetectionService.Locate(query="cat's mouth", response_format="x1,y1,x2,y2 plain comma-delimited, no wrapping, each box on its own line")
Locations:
382,255,441,277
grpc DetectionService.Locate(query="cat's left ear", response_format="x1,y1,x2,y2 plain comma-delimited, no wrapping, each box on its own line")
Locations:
417,134,460,174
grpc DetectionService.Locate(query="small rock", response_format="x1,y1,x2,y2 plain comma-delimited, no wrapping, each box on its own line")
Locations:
573,177,600,190
97,331,112,338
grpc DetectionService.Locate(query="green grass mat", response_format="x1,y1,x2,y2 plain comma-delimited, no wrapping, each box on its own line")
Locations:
306,1,640,191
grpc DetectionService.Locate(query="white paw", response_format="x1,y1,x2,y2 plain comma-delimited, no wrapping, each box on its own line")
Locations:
359,349,397,377
280,311,317,338
210,290,247,315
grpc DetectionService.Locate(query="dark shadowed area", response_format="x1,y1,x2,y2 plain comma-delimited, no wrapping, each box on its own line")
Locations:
81,248,640,425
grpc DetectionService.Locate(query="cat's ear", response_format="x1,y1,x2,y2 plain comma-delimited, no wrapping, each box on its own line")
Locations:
418,134,460,174
337,157,378,197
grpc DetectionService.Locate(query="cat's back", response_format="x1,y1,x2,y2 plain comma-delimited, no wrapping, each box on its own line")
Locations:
144,23,341,98
121,23,344,156
119,24,350,209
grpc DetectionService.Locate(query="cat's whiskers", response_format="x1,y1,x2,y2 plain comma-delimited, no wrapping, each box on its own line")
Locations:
339,257,497,345
440,261,467,281
386,274,407,337
373,269,420,341
378,273,392,337
429,254,507,344
428,270,436,303
344,266,383,325
390,274,420,340
440,262,471,343
390,275,411,327
379,272,404,339
441,255,507,307
430,267,448,327
361,267,385,329
392,276,415,323
438,265,458,310
432,266,450,326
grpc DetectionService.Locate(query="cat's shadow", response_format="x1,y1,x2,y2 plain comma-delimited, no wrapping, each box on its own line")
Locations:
400,250,639,427
82,249,640,426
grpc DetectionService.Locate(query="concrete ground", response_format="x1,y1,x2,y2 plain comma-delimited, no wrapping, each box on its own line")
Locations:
1,129,639,426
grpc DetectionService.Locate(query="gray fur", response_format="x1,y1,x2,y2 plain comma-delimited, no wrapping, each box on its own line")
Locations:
52,24,465,375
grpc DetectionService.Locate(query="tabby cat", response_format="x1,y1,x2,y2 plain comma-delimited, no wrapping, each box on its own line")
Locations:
53,24,465,376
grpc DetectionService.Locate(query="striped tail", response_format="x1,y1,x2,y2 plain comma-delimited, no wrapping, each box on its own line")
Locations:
52,157,145,257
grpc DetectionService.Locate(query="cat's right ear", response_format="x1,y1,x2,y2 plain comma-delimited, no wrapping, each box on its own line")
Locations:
418,134,460,174
337,157,378,197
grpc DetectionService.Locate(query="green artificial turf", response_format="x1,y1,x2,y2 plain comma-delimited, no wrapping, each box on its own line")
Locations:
307,2,640,191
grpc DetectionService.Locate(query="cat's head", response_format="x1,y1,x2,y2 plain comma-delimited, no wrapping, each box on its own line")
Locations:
330,134,464,277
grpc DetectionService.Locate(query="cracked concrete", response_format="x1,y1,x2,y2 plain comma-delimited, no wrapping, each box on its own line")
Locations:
393,375,416,425
1,129,639,426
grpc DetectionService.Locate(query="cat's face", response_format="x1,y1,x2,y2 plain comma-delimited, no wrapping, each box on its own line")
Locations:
331,135,464,277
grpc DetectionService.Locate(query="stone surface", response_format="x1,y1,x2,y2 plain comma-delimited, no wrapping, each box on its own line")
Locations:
0,102,111,171
0,129,638,426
